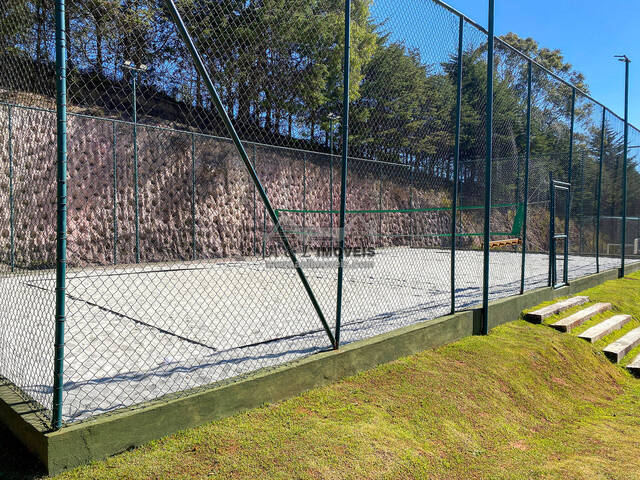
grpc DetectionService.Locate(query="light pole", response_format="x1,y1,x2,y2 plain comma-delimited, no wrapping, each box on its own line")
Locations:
122,60,148,264
328,112,339,251
615,55,630,274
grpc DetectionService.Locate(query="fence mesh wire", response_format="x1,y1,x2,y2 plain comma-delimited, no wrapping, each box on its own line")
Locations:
628,125,640,267
0,0,638,426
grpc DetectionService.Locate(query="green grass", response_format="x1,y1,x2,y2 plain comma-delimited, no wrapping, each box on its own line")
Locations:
5,273,640,479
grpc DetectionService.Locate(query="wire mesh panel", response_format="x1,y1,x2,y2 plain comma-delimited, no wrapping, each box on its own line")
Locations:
52,0,349,422
0,0,59,424
1,0,638,427
569,94,603,276
337,0,458,343
0,105,57,424
522,64,571,290
488,41,527,300
625,125,640,268
453,19,487,310
599,112,626,265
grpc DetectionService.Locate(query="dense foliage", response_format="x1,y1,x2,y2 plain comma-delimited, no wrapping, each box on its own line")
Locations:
0,0,638,213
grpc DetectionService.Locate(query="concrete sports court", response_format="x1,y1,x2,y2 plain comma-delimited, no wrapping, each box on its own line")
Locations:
0,247,625,422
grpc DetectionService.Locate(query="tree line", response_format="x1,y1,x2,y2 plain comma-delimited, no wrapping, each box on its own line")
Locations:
1,0,638,215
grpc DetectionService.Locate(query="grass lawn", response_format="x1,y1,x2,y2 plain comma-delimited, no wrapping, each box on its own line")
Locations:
4,272,640,479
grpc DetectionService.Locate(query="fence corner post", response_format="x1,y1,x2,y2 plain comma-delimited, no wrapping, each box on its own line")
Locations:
53,0,69,430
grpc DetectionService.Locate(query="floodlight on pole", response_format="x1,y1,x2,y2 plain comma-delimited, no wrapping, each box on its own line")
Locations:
615,54,631,274
121,59,148,263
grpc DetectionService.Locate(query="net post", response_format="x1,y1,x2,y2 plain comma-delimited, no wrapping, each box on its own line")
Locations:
451,15,464,313
302,151,307,254
52,0,68,430
253,143,257,257
596,108,605,272
262,182,267,260
335,0,351,348
520,59,532,294
8,105,15,272
409,163,414,247
112,120,118,265
482,0,495,335
191,132,196,260
330,145,334,252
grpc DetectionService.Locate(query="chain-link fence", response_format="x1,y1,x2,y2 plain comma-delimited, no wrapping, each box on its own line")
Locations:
1,0,638,429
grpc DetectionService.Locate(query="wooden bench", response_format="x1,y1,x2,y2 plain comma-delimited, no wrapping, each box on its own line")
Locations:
488,238,522,249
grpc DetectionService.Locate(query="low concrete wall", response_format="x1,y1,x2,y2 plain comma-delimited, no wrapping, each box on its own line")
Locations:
2,261,639,474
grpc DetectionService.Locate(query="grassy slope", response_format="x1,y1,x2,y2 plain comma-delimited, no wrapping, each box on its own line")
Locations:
5,273,640,480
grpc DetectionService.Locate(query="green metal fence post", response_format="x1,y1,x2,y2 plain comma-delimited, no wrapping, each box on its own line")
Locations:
482,0,495,335
564,88,575,284
112,120,117,265
596,108,605,272
335,0,351,347
378,163,383,245
132,71,140,264
8,105,15,272
451,15,464,313
52,0,68,430
520,60,532,294
620,56,630,275
548,173,553,286
328,114,337,252
302,152,307,254
191,133,196,260
549,172,556,285
262,184,267,259
409,163,414,247
165,0,336,348
330,143,334,252
579,150,585,254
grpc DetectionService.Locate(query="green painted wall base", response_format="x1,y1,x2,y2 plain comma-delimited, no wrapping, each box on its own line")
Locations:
2,262,640,474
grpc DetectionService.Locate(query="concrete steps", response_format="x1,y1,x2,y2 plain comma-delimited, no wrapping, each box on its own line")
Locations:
577,315,631,343
524,295,640,369
550,303,611,333
603,327,640,363
626,353,640,376
525,296,589,323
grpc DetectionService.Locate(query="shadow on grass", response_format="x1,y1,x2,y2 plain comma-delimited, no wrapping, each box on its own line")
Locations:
0,424,45,480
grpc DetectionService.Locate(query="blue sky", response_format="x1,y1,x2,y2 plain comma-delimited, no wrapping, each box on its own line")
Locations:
438,0,639,126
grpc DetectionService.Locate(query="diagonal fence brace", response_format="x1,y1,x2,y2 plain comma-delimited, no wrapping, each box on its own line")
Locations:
164,0,337,349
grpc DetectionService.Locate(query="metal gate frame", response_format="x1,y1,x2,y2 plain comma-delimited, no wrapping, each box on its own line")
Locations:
549,173,571,288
